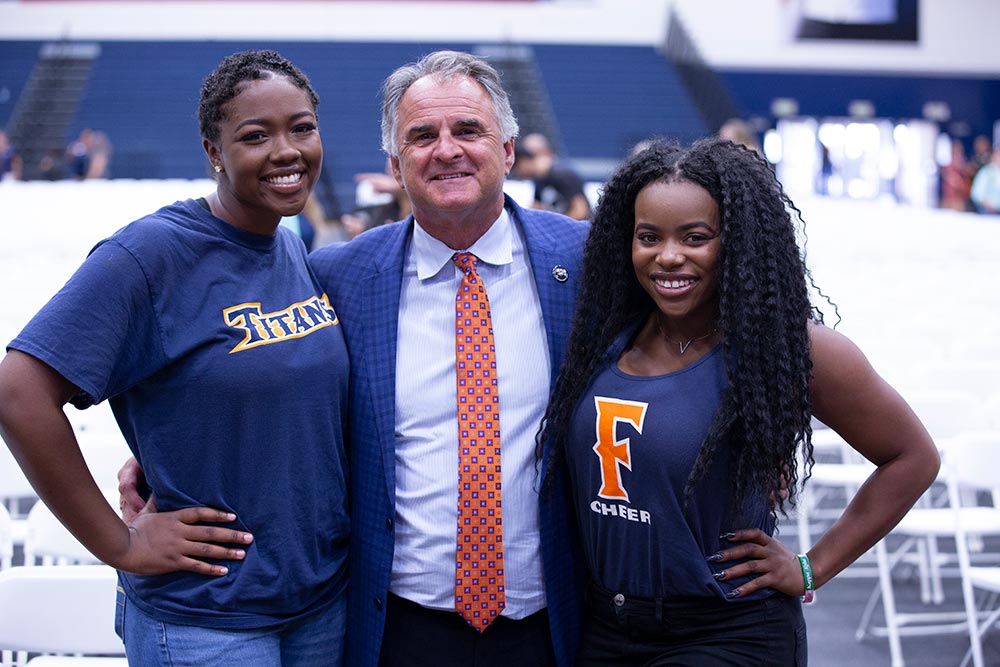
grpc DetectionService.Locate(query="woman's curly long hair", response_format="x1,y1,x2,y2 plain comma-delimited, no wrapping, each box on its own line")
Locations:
538,136,826,520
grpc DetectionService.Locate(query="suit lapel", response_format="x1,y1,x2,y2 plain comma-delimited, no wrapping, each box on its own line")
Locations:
359,220,413,499
510,198,577,388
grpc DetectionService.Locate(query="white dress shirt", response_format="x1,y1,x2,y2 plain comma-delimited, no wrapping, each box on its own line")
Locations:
390,208,550,619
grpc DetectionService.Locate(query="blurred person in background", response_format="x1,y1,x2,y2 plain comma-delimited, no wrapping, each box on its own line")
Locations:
513,132,592,220
341,158,413,238
0,129,23,181
970,134,993,175
66,128,112,180
37,147,65,181
971,145,1000,214
940,137,973,212
0,50,350,666
718,117,761,154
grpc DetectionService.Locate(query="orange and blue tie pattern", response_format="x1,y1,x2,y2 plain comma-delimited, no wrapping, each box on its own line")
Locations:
452,252,505,632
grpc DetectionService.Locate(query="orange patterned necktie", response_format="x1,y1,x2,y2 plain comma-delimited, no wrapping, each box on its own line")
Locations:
452,252,505,632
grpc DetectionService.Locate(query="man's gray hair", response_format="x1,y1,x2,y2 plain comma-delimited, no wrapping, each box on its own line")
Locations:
381,50,519,156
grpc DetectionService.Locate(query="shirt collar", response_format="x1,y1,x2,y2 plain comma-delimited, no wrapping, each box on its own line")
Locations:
412,207,514,280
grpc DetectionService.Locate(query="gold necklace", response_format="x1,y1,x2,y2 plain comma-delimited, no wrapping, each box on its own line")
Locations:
657,319,717,355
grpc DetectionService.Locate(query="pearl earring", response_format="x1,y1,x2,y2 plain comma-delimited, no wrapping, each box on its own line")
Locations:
214,164,223,173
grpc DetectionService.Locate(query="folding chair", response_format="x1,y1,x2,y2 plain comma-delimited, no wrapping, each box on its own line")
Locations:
0,504,11,570
794,426,875,563
22,494,114,567
0,444,36,518
865,429,1000,667
0,446,36,552
904,390,991,606
947,431,1000,667
0,565,124,667
961,566,1000,667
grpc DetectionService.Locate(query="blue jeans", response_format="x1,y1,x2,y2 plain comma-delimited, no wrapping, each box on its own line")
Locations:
116,588,345,667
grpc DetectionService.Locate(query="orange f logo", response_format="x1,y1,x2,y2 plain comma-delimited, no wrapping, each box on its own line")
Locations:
592,397,647,501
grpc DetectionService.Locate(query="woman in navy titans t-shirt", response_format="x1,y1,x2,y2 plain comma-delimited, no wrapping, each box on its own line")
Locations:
0,51,350,666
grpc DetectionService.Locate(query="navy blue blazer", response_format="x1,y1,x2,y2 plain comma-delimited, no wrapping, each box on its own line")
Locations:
309,196,589,667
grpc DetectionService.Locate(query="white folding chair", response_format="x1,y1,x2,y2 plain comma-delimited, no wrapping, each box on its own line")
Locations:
0,446,36,552
0,444,37,517
794,426,876,563
0,504,12,570
947,431,1000,667
797,386,983,581
853,389,990,664
961,567,1000,667
903,390,991,605
22,493,116,567
0,565,124,666
865,429,1000,667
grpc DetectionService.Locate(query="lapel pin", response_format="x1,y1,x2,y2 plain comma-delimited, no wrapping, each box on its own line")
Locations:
551,265,568,283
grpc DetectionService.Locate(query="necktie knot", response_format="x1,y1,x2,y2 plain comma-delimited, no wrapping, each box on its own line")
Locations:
452,252,478,278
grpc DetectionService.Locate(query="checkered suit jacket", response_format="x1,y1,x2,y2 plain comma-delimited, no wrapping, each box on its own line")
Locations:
309,195,589,667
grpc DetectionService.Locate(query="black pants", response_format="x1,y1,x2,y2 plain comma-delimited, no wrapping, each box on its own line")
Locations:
576,583,808,666
378,593,557,667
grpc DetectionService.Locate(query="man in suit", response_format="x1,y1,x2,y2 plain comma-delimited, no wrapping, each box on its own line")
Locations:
309,51,587,666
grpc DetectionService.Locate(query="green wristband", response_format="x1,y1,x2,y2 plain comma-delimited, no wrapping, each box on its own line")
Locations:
797,553,815,603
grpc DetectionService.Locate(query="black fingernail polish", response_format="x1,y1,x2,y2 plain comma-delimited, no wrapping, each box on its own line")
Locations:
720,532,736,540
706,553,723,562
726,590,740,599
713,571,726,580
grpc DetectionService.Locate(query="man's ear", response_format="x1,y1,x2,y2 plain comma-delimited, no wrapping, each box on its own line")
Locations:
390,156,405,189
503,138,515,176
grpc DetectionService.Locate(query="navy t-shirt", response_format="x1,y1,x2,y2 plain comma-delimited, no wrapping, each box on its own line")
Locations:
10,198,350,628
567,344,774,601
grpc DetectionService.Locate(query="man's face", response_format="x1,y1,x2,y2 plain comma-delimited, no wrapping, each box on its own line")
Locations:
390,74,514,233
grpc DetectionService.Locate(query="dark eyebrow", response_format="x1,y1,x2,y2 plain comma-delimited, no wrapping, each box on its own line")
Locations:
234,110,316,132
403,118,485,139
677,221,716,231
634,221,717,233
453,118,485,130
404,123,434,138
